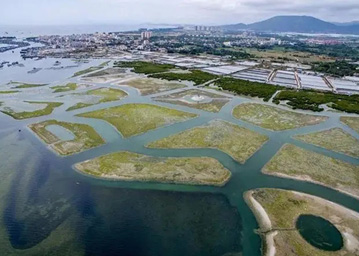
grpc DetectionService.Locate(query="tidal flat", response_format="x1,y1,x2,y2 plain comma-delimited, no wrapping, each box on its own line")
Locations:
154,89,231,113
77,103,198,137
74,151,231,186
246,188,359,256
29,120,105,155
233,103,327,131
294,128,359,158
1,101,63,119
148,119,268,163
263,144,359,198
341,116,359,133
118,77,186,95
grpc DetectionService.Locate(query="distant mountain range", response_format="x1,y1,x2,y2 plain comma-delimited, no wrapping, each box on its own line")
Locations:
220,16,359,34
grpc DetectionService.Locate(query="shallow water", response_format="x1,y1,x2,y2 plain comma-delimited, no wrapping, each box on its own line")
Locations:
46,125,75,141
0,47,358,256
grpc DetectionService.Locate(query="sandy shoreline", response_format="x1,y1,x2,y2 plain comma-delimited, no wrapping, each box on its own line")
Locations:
244,191,276,256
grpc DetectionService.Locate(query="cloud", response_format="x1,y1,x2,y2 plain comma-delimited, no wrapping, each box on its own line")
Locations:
0,0,358,26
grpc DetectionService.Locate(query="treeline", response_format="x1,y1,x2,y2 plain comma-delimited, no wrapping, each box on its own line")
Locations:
150,70,219,85
214,78,279,101
312,61,358,77
273,90,359,114
114,61,175,74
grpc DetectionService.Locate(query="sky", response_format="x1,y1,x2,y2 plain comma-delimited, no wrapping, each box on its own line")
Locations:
1,0,359,26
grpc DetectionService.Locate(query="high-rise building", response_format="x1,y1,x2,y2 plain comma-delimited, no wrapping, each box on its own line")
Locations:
141,31,152,40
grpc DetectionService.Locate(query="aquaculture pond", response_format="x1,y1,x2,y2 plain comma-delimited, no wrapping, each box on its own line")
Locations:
0,46,359,256
296,214,344,251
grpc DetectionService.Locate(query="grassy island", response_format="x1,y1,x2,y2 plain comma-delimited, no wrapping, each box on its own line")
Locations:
29,120,105,156
263,144,359,198
233,103,327,131
77,103,197,138
66,88,128,111
51,83,79,93
1,101,63,119
341,116,359,133
0,90,19,94
74,151,231,186
148,120,268,163
154,89,230,113
294,128,359,158
72,61,110,77
11,82,47,89
118,77,185,95
245,189,359,256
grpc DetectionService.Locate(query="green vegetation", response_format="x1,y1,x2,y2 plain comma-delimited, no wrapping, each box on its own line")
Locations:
66,88,128,111
263,144,359,198
51,83,78,93
72,61,110,77
29,120,105,156
248,189,359,256
341,116,359,133
312,61,358,77
233,103,327,131
78,103,197,138
273,89,359,113
114,61,175,74
294,128,359,158
74,151,231,186
118,77,185,95
155,89,230,112
0,90,19,94
214,77,279,101
150,70,219,85
11,82,47,89
148,120,268,163
1,101,63,120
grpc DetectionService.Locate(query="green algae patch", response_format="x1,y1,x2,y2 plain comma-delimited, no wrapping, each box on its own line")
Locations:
77,103,197,138
118,77,185,95
148,120,268,163
29,120,105,156
154,89,230,113
1,101,63,120
247,188,359,256
263,144,359,198
294,128,359,158
341,116,359,133
74,151,231,186
66,87,128,111
233,103,327,131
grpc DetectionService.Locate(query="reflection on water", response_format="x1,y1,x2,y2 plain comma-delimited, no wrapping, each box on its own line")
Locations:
0,131,242,255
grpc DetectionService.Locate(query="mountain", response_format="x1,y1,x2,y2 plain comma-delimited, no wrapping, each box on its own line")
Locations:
334,21,359,26
221,16,359,34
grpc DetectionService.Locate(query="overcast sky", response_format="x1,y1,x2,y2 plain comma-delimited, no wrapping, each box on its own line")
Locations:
1,0,359,26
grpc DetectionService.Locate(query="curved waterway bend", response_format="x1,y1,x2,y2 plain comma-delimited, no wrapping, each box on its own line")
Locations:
0,66,358,256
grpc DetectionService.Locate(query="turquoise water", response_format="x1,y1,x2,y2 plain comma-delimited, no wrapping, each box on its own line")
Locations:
296,215,344,251
0,47,359,255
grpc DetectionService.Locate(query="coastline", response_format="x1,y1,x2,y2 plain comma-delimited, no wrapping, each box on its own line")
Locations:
72,155,232,187
244,191,276,256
